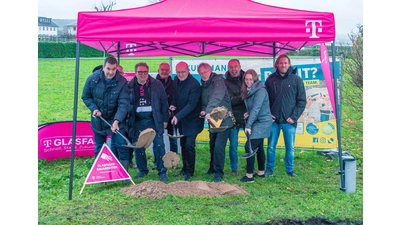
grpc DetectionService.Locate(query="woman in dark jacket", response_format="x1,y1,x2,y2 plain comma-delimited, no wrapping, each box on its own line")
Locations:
240,69,272,183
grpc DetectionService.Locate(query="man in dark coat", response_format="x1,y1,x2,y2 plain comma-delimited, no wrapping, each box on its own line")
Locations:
224,59,247,176
81,56,130,175
199,62,234,182
128,62,170,182
154,62,178,170
170,61,204,181
264,54,306,177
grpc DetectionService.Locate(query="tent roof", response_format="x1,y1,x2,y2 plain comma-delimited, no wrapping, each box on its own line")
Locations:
76,0,335,57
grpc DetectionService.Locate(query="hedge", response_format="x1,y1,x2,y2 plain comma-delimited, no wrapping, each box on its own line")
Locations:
38,42,108,58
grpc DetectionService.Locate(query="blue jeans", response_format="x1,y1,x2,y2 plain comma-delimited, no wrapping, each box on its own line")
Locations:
135,132,167,176
228,128,239,171
94,129,129,161
266,122,296,173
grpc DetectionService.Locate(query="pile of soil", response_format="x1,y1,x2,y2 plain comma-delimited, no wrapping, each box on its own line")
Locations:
120,180,248,199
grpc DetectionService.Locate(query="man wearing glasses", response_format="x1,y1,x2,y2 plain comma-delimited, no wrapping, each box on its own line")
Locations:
198,62,234,182
127,62,170,182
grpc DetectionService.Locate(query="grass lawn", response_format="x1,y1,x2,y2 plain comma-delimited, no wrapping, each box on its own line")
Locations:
38,58,363,224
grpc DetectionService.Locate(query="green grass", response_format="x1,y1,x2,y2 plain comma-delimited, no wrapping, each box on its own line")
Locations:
38,59,363,224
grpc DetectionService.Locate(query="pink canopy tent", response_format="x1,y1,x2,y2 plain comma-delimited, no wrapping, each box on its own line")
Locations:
69,0,345,199
76,0,335,57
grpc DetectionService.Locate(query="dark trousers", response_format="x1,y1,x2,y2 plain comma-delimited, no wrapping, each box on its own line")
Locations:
180,134,198,176
245,138,265,174
94,128,129,161
208,128,231,178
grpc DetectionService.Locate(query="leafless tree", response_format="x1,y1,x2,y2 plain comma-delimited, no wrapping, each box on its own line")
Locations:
94,0,116,11
341,25,363,133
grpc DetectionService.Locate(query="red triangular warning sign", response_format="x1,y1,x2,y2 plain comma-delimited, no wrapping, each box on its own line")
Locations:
80,143,134,193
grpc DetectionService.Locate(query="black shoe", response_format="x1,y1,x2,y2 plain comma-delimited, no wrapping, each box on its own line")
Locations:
240,176,254,183
173,170,185,177
204,169,214,175
134,172,147,179
159,173,169,182
129,162,137,169
184,174,192,181
122,179,131,185
212,176,223,182
287,171,297,177
231,170,238,176
152,164,157,170
241,147,259,158
253,173,266,178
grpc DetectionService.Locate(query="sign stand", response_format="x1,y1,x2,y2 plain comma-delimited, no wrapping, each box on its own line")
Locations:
80,143,134,194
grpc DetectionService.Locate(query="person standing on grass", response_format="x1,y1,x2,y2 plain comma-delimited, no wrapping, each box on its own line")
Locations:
224,59,247,176
81,56,131,179
115,64,137,169
239,69,272,183
153,62,178,170
127,62,170,182
199,62,234,183
264,54,306,177
170,61,204,181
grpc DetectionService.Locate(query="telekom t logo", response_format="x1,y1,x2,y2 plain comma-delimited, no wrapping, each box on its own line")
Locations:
125,43,137,55
305,20,322,38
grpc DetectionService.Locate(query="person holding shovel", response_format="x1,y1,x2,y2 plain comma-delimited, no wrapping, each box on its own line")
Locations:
81,56,131,175
154,62,178,170
198,62,234,183
240,69,272,183
169,61,204,181
127,62,170,182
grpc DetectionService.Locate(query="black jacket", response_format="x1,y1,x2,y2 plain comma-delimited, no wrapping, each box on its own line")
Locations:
172,73,204,136
264,66,306,127
81,69,129,135
224,70,246,129
156,74,175,131
127,76,169,137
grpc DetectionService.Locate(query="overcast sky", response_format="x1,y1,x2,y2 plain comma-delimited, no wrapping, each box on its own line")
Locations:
37,0,363,35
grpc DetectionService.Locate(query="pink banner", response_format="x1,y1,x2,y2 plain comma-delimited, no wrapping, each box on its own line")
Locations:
123,72,135,82
38,121,96,161
320,43,336,118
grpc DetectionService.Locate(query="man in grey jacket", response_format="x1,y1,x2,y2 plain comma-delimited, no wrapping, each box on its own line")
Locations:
199,62,234,182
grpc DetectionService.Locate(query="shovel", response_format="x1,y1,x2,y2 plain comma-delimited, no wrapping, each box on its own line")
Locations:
167,110,184,139
97,116,136,148
241,119,259,158
207,118,229,133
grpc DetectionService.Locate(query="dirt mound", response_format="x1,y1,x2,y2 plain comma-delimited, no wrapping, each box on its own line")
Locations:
120,180,248,199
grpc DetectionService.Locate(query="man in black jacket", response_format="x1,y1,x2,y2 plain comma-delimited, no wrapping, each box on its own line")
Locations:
264,54,306,177
81,56,130,175
170,61,204,181
154,62,178,170
128,62,169,182
224,59,246,176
